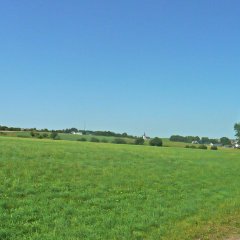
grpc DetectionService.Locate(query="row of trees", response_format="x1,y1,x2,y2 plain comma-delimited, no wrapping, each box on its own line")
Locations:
170,135,231,145
185,144,218,150
90,131,136,139
77,136,163,147
169,123,240,146
39,128,136,138
0,125,21,131
0,125,136,139
30,131,60,140
170,135,220,144
170,135,201,143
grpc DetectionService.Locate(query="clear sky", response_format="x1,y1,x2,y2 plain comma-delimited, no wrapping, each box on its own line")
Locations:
1,0,239,138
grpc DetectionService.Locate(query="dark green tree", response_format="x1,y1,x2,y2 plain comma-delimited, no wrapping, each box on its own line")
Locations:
42,133,48,138
211,146,218,150
198,144,207,150
149,137,163,147
90,137,100,142
220,137,231,146
77,137,87,142
50,131,58,139
135,138,144,145
112,138,126,144
30,131,35,137
234,123,240,141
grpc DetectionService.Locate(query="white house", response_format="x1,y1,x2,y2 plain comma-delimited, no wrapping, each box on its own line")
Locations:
210,143,222,147
71,131,83,135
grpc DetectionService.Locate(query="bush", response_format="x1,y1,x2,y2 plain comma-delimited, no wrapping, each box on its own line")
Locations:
186,145,196,149
30,131,35,137
149,137,162,147
101,139,108,143
198,144,207,150
53,136,61,140
42,133,48,138
190,145,196,148
90,137,100,142
112,138,127,144
134,138,144,145
211,146,218,150
50,132,58,139
38,135,43,139
77,137,87,142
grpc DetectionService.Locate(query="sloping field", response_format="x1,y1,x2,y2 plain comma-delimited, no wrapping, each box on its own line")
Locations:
0,131,134,144
0,137,239,239
0,131,195,147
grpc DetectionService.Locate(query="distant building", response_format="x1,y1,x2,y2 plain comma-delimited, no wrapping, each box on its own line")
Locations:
230,140,239,149
210,143,222,147
142,132,150,140
192,141,199,144
71,131,83,135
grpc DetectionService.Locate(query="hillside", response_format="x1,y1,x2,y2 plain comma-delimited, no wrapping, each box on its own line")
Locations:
0,131,201,148
0,137,239,239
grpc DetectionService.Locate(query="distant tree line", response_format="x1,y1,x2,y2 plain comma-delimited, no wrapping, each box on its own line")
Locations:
78,136,163,147
88,130,136,139
0,125,136,139
0,125,22,131
41,128,136,139
170,135,231,145
30,131,60,140
170,135,200,143
185,144,218,150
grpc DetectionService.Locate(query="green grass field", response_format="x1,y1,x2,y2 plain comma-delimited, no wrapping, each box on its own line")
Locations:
0,131,135,144
0,137,240,239
0,131,197,147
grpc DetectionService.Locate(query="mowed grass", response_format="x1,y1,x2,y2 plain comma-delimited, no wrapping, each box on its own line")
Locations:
0,137,240,240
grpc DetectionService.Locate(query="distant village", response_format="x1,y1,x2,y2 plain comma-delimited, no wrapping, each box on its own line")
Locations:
190,139,239,149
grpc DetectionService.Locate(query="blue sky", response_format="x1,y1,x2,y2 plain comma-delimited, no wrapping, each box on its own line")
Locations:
0,0,239,138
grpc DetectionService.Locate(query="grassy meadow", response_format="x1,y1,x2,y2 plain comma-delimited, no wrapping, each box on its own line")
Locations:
0,131,196,147
0,131,134,143
0,137,240,239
